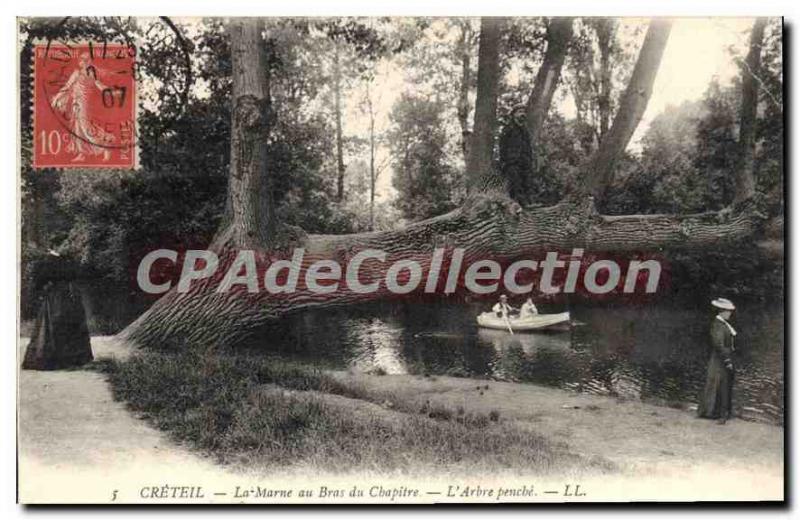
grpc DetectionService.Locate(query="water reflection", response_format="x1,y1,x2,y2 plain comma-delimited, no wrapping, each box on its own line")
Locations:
263,300,783,425
478,328,572,355
347,319,407,375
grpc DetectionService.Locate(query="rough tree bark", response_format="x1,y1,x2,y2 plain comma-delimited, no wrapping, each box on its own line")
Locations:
734,17,767,205
119,17,768,352
524,17,573,165
456,19,474,164
213,18,274,250
465,17,504,188
122,18,277,348
584,19,672,201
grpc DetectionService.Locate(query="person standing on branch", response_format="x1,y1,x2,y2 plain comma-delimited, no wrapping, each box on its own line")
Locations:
499,104,534,205
697,298,737,424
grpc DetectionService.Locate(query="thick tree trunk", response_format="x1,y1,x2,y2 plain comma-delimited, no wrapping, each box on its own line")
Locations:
734,18,767,205
121,18,278,349
584,19,672,202
333,44,346,202
213,18,274,250
525,17,573,159
120,192,765,350
465,17,504,188
457,19,473,163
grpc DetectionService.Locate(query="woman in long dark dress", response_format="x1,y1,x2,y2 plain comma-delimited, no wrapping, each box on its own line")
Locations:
697,298,737,424
22,251,92,370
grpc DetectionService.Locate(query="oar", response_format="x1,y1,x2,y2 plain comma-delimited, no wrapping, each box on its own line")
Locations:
503,313,514,335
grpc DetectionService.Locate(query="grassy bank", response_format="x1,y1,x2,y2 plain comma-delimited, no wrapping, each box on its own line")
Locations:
95,348,613,475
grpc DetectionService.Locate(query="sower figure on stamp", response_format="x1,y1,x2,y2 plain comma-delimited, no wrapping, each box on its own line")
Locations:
22,249,92,370
50,52,114,163
499,104,533,205
697,298,737,424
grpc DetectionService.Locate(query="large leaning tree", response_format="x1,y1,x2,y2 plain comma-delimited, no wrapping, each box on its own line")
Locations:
120,17,771,350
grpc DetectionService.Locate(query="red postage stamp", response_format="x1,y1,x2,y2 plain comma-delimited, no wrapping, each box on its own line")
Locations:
33,43,137,169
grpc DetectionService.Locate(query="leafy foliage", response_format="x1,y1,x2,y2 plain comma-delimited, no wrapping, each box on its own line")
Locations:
388,94,459,221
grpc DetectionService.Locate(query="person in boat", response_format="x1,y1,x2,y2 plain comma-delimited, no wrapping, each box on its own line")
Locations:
520,297,539,318
492,295,518,319
697,298,737,424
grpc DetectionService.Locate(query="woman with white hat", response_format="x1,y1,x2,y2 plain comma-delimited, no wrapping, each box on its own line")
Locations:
697,297,737,424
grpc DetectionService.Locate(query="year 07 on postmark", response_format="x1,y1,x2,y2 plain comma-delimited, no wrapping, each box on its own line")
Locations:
32,42,137,169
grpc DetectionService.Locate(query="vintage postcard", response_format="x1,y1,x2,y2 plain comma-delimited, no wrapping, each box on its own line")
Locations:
17,15,784,504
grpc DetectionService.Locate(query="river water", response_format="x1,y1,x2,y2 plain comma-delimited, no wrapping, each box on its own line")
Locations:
258,300,784,425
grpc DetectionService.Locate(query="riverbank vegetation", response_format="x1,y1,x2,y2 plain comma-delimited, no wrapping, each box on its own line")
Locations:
94,349,613,474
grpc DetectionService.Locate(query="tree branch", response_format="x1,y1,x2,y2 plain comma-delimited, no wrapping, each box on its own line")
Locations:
582,19,672,202
734,17,767,205
525,17,573,153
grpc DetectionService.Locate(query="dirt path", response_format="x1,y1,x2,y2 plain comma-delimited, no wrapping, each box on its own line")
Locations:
18,337,783,503
329,371,784,478
17,337,232,503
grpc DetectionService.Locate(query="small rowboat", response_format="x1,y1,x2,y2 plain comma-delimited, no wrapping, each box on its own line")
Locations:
476,311,571,332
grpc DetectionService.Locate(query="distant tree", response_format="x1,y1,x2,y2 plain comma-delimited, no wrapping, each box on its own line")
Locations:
388,94,458,221
315,18,390,202
532,113,587,204
358,77,391,230
399,18,478,160
608,17,782,218
605,100,707,214
755,18,784,215
694,80,740,210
